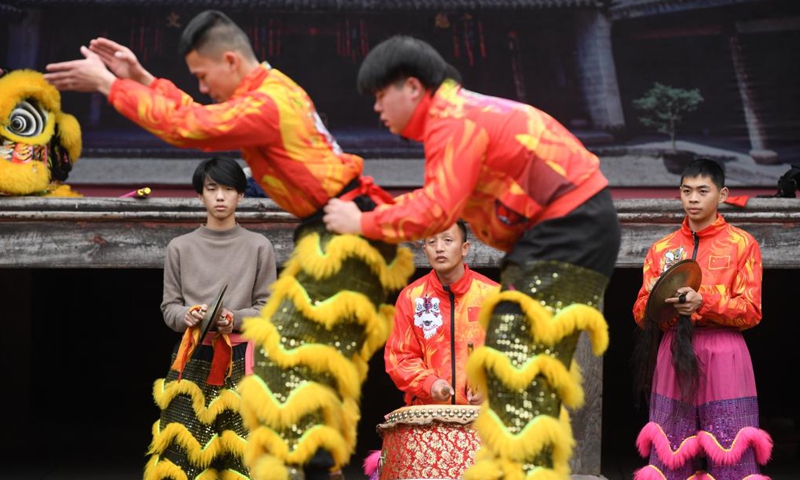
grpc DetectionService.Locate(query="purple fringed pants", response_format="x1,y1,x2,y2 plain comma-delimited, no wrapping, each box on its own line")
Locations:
634,328,773,480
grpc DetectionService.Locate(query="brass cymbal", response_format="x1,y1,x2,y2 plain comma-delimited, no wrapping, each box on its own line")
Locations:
194,283,228,356
644,259,702,327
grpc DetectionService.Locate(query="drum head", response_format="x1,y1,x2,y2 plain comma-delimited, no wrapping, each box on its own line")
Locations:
644,260,701,328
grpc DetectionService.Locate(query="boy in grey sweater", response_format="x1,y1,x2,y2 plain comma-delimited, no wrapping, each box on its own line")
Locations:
146,156,277,480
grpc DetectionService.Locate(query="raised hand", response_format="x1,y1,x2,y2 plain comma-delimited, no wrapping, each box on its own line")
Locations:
44,46,116,95
88,37,154,86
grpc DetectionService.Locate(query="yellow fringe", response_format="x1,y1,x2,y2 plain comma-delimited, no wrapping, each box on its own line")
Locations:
219,470,251,480
55,110,82,161
241,318,362,399
259,273,392,359
0,155,51,195
478,290,609,356
238,377,347,431
284,232,414,291
239,234,413,476
465,455,571,480
472,404,574,469
43,184,82,197
148,421,246,468
144,456,188,480
250,454,290,480
245,423,350,468
144,455,234,480
462,456,505,480
152,378,242,424
467,348,585,408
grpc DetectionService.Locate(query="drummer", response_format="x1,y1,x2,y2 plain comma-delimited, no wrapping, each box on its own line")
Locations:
631,158,771,480
385,219,498,405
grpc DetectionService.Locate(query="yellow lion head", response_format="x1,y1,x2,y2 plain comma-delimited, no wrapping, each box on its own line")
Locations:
0,68,82,196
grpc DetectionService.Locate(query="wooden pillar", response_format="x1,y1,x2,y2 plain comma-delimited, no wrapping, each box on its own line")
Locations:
574,10,625,131
570,332,604,476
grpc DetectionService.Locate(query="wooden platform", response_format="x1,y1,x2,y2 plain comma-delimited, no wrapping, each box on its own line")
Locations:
1,196,798,269
0,195,797,476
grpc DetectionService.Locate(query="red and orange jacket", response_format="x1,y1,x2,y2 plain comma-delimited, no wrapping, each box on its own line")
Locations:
361,79,608,251
385,264,498,405
108,64,364,218
633,214,762,330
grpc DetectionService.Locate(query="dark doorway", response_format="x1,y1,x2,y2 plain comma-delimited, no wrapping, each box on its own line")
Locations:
1,267,797,478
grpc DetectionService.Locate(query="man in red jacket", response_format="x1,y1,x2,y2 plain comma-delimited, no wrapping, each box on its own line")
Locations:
631,159,771,480
45,11,413,480
385,219,498,406
324,35,620,479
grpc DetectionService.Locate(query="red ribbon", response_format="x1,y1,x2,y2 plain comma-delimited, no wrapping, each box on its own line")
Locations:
339,176,395,206
170,307,234,386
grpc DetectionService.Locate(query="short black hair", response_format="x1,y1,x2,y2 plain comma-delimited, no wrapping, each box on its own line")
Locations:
178,10,255,59
681,158,725,190
192,156,247,194
455,219,468,243
357,35,461,94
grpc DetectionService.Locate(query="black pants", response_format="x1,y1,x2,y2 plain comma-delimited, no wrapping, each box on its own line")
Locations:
503,187,621,277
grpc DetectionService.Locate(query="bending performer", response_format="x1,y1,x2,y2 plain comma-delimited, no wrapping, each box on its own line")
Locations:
324,35,621,480
45,11,414,479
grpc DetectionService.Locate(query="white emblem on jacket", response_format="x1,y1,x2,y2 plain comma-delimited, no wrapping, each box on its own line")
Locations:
414,296,442,339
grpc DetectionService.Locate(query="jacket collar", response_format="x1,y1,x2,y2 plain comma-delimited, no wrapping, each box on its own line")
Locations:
233,62,271,97
427,263,473,297
400,79,460,142
680,213,728,238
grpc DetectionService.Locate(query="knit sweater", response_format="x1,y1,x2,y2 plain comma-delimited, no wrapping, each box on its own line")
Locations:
161,224,277,332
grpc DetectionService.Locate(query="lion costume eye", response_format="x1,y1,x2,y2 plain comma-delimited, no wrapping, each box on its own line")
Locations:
7,100,46,137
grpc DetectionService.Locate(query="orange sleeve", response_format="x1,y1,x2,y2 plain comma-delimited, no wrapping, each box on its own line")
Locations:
362,118,488,242
107,78,280,151
697,234,762,329
384,287,439,402
632,246,661,329
149,78,196,107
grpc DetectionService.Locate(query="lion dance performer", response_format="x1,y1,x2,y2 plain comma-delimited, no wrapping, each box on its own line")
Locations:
44,10,414,479
0,67,81,197
324,35,621,480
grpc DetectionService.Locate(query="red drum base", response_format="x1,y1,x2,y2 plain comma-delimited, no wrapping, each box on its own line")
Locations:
378,405,481,480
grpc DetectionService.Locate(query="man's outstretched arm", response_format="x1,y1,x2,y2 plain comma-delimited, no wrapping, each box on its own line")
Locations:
44,46,116,96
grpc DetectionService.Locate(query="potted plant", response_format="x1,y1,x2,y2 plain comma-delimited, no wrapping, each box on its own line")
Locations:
633,83,704,174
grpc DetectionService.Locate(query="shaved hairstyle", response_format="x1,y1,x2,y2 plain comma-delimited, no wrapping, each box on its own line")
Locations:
178,10,256,60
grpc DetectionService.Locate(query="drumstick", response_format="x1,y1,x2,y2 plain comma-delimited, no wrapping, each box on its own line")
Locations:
467,342,480,399
119,187,152,198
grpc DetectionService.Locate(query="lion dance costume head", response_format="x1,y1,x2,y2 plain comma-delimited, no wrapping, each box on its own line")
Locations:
0,67,81,197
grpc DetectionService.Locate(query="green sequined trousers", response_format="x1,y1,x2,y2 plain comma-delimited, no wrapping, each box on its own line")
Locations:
466,260,610,480
145,343,250,480
239,224,413,480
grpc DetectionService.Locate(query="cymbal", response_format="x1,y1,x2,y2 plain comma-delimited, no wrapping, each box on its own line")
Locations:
644,260,702,327
194,284,228,357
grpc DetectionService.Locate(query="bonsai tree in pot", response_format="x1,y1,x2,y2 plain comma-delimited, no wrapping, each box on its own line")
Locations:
633,82,704,174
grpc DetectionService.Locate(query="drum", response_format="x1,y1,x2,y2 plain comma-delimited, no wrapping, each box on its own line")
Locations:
377,405,481,480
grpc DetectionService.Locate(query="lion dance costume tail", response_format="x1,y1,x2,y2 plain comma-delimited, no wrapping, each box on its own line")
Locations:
144,339,252,480
464,261,610,480
239,225,414,480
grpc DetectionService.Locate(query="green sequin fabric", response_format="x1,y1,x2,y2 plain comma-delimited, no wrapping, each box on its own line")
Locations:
484,260,609,473
151,343,249,478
